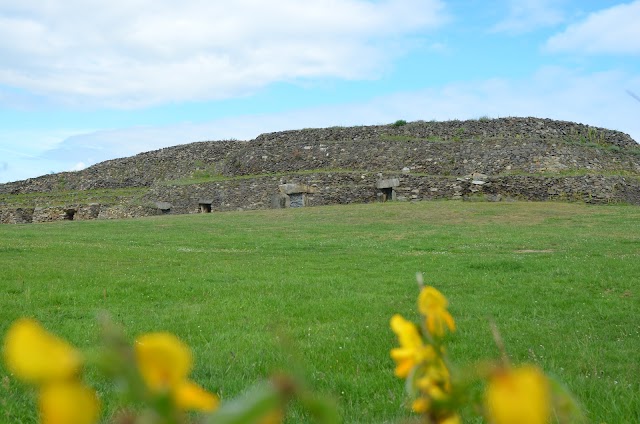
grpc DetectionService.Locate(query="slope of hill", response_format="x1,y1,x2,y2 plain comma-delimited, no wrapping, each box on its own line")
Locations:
1,117,639,223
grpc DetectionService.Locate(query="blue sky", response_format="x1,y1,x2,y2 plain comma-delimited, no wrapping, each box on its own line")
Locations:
1,0,639,183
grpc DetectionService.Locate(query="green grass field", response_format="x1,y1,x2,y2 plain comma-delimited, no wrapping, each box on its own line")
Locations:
1,201,639,423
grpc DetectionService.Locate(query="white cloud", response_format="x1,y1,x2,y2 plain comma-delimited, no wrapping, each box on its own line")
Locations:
70,162,87,171
545,1,640,54
491,0,565,34
0,129,97,182
0,0,447,108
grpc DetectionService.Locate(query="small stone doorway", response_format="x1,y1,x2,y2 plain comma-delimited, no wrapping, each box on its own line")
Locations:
154,201,172,215
199,203,212,213
273,183,315,209
64,209,76,220
376,178,399,202
380,187,394,202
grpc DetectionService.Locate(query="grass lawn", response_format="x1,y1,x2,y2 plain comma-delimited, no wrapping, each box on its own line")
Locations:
0,201,638,423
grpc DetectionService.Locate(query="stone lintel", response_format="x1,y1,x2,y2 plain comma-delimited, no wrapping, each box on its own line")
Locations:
154,201,172,210
279,183,314,195
376,178,400,189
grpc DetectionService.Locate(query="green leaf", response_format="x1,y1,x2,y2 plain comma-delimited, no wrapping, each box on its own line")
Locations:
206,381,282,424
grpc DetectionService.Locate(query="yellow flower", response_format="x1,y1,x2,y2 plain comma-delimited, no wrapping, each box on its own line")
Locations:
174,380,219,412
412,397,430,413
417,375,447,401
485,366,550,424
39,381,99,424
3,318,82,384
390,314,435,378
418,287,456,337
135,332,218,412
424,357,450,381
413,357,453,417
135,332,192,390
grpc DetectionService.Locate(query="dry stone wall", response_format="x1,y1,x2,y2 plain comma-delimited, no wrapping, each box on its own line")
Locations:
0,207,34,224
253,117,637,148
222,136,639,177
1,117,639,224
141,173,638,215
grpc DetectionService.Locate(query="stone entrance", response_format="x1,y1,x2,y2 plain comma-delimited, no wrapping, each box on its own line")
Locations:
376,178,399,202
64,209,76,220
154,201,172,214
272,183,316,208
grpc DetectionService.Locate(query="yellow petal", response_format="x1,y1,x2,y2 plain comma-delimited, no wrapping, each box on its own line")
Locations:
426,308,456,337
418,287,455,337
3,318,82,384
442,310,456,332
174,380,219,412
485,366,550,424
390,347,414,361
412,397,430,413
135,333,192,391
390,314,423,349
392,357,415,378
418,286,448,315
390,316,422,379
39,381,100,424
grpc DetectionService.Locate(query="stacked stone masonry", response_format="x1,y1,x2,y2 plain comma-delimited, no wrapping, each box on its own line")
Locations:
1,117,639,224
